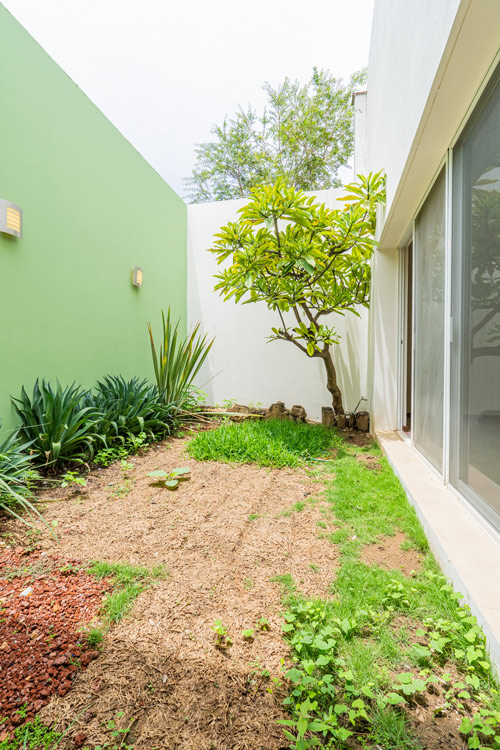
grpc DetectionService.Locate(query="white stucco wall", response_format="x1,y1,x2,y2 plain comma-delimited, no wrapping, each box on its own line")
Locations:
352,91,367,176
367,0,460,214
187,190,369,421
364,0,500,431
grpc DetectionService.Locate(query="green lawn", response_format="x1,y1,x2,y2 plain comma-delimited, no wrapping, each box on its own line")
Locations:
188,419,500,749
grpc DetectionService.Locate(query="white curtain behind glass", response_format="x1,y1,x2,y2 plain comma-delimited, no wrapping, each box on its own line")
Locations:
414,169,446,471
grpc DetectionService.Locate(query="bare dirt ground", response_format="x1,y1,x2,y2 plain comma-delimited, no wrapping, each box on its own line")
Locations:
28,436,338,749
360,531,424,574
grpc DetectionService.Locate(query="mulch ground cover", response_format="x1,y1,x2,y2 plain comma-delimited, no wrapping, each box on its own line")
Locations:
0,548,109,740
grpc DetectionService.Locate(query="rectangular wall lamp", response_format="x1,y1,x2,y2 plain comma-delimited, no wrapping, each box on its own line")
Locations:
132,266,143,287
0,200,22,238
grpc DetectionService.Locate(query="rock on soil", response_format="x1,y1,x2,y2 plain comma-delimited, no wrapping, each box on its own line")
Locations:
0,549,108,739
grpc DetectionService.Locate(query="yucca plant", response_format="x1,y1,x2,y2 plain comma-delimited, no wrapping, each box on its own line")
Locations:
148,309,214,411
12,380,103,467
87,375,175,442
0,424,46,526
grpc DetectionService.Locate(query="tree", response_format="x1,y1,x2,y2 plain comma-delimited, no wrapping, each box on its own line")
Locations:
185,68,366,203
209,172,386,415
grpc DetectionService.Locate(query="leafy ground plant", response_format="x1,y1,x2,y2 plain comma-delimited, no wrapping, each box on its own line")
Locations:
187,418,340,468
147,467,190,489
94,432,149,468
276,436,500,749
60,471,87,488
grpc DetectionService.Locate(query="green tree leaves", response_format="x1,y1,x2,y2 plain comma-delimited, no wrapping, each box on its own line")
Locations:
185,68,366,203
209,173,385,414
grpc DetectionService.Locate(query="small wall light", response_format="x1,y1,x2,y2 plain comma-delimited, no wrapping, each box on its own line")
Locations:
132,266,143,287
0,200,22,238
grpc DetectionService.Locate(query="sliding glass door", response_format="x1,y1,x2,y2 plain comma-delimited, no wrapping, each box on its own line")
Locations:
452,67,500,520
413,169,446,472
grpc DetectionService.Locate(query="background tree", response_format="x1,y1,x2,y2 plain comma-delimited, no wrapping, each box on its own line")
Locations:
186,68,366,203
209,172,385,415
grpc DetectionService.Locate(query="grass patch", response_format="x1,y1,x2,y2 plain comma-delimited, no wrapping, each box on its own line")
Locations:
274,429,500,749
0,716,61,750
270,573,297,595
187,418,340,467
87,561,166,630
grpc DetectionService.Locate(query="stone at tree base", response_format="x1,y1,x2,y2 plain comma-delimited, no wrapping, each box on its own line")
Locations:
266,401,290,420
355,411,370,432
290,405,307,422
322,407,335,427
231,404,250,413
336,414,347,429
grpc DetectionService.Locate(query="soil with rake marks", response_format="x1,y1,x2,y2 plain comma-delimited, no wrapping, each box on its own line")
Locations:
22,437,337,749
0,549,108,740
1,434,476,750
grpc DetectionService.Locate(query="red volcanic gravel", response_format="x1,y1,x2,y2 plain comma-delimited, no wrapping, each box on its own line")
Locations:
0,548,109,738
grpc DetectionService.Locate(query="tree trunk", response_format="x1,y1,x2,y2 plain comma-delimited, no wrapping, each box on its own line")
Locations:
320,347,345,415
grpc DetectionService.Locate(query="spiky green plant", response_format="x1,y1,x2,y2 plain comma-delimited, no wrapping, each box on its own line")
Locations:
0,425,46,526
86,375,175,443
148,309,214,410
12,380,103,467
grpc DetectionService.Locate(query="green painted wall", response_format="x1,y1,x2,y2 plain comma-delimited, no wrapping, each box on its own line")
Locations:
0,7,187,435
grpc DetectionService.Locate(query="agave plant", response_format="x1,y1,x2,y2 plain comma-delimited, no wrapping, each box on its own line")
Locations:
86,375,175,442
148,309,214,411
0,424,46,526
12,380,103,467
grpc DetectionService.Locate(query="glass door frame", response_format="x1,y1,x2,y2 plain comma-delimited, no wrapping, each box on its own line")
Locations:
449,61,500,532
404,158,450,479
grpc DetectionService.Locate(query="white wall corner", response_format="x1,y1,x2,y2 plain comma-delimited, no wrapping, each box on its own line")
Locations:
352,91,368,177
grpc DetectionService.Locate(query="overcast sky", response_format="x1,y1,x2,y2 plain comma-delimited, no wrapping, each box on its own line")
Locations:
3,0,374,199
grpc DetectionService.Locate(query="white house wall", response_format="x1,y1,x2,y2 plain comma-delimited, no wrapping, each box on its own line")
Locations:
365,0,500,431
367,0,460,215
187,190,369,421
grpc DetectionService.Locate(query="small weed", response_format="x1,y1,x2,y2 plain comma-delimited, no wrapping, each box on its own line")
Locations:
120,459,134,479
259,617,271,632
86,627,104,649
270,573,296,595
243,577,253,590
147,467,190,490
212,620,232,649
94,433,149,468
248,513,260,521
97,711,135,750
60,471,87,489
242,628,255,641
278,500,306,518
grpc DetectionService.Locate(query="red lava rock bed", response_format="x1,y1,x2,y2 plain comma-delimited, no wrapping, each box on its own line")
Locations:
0,547,109,740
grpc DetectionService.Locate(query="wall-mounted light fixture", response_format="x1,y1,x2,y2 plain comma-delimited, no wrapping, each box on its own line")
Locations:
132,266,143,287
0,200,22,238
